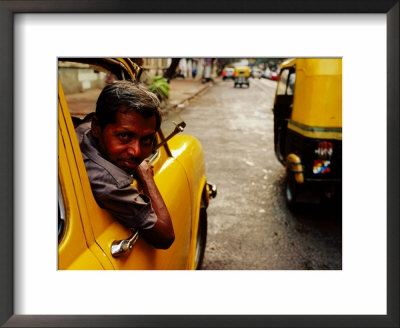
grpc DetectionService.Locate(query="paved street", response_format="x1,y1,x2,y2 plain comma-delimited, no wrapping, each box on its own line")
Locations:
179,77,342,270
62,74,342,270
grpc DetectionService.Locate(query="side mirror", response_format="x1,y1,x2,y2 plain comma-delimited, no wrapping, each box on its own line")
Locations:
155,121,186,149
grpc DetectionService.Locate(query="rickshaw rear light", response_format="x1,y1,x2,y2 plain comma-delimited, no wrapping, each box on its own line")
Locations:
314,141,333,160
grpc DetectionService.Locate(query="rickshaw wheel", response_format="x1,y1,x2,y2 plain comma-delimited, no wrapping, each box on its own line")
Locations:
285,172,298,207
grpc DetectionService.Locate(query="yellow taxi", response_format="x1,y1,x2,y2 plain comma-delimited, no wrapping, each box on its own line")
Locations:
58,58,216,270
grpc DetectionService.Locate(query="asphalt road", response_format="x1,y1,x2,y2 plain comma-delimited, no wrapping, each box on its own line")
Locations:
180,77,342,270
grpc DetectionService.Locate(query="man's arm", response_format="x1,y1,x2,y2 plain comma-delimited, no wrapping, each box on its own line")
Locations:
135,159,175,249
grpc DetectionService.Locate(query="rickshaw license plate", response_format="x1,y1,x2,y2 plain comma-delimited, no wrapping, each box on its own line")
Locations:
313,160,331,174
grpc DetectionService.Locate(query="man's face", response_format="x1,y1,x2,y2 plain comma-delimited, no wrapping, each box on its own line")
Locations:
93,110,157,175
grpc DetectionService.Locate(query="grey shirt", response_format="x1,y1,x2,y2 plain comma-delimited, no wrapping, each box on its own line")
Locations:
75,121,157,230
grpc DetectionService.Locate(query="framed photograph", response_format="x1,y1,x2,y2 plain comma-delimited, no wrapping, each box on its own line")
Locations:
1,1,398,327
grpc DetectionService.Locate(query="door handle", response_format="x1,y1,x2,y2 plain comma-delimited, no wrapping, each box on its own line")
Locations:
111,230,139,258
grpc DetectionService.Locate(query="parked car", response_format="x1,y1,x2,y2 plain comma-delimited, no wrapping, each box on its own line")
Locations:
58,58,216,270
262,69,271,79
270,71,278,80
251,68,262,79
222,67,235,80
263,68,278,80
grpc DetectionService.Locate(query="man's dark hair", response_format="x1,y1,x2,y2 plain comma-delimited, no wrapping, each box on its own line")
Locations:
95,80,161,130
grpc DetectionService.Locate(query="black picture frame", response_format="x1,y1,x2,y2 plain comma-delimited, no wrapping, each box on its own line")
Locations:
1,1,398,327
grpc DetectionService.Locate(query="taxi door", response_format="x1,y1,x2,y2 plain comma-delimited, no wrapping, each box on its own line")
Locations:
58,101,113,270
58,80,193,270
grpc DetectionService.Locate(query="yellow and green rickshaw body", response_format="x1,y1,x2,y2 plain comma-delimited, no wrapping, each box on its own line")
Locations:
233,66,250,88
273,58,342,203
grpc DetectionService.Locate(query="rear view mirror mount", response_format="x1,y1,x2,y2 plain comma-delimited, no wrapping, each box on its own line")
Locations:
156,121,186,149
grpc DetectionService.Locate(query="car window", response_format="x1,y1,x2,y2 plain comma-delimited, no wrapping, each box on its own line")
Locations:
276,68,296,96
160,110,185,137
58,60,159,157
58,61,117,119
287,71,296,95
277,69,289,95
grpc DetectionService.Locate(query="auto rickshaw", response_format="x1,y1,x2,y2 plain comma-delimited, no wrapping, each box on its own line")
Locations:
233,66,250,88
273,58,342,206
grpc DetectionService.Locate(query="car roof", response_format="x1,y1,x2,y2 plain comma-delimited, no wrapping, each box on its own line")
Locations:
58,57,142,80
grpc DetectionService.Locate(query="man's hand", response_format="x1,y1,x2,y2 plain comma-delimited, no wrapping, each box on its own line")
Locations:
135,159,175,249
135,159,154,183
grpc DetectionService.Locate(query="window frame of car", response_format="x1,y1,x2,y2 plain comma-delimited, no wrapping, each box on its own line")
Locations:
58,58,180,159
57,58,182,245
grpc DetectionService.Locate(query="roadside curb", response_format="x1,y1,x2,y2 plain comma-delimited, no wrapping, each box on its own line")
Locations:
171,81,216,112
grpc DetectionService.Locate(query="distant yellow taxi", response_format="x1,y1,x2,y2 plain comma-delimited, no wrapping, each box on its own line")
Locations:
58,58,216,270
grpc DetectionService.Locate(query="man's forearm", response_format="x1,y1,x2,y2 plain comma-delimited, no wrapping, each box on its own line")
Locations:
136,161,175,249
